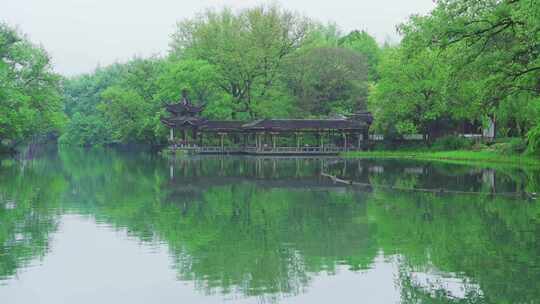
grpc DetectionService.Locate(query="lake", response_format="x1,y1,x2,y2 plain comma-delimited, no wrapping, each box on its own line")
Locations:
0,148,539,303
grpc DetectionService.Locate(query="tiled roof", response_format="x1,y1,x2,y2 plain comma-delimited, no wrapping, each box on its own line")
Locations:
241,119,368,131
165,102,205,115
199,121,246,131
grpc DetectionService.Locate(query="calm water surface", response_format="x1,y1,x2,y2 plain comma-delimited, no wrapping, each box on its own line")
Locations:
0,148,539,303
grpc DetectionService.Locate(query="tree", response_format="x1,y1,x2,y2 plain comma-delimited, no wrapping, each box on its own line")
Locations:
370,0,540,143
58,112,111,147
368,46,452,138
155,58,234,119
428,0,540,93
0,23,65,150
170,4,311,119
60,63,129,146
394,0,540,146
102,57,167,144
339,30,382,81
284,47,369,116
62,63,128,117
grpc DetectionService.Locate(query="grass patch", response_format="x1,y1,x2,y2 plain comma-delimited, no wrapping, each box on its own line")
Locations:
342,150,540,167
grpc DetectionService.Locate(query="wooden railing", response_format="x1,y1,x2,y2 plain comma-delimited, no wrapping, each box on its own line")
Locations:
170,145,361,154
195,146,243,153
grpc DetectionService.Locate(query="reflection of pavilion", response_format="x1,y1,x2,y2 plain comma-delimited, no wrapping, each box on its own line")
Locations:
167,157,351,190
164,156,518,199
161,92,373,155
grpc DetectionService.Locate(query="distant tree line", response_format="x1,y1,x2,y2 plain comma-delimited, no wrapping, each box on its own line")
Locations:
1,1,539,153
59,5,377,147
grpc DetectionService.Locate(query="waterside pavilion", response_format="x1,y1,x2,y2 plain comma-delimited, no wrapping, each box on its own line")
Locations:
161,94,373,155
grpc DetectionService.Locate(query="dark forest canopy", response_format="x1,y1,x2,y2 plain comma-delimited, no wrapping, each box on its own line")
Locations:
1,1,540,153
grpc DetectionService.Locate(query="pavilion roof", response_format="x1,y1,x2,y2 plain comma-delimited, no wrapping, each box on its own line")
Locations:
161,112,373,132
165,102,205,115
199,120,246,132
160,116,206,128
241,119,368,131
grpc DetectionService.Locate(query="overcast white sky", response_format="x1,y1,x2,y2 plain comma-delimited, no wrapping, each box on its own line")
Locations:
1,0,435,76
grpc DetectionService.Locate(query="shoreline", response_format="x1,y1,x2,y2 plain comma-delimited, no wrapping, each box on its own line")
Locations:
341,150,540,167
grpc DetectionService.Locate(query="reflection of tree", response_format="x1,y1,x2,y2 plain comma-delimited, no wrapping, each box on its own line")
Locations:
164,185,377,297
397,263,486,304
369,190,540,304
327,159,540,195
1,151,539,304
60,152,378,298
0,156,65,280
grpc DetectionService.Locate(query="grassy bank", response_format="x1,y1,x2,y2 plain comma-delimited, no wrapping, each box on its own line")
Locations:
342,150,540,167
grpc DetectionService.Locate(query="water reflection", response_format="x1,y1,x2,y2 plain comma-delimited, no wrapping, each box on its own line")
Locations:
0,149,539,303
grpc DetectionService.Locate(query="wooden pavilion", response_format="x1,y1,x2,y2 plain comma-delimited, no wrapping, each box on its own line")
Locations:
161,93,373,155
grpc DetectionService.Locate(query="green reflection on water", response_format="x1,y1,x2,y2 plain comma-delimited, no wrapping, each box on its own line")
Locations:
0,148,539,303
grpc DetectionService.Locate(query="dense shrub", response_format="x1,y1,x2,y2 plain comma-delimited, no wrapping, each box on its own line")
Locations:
526,126,540,155
371,141,429,151
431,136,473,151
497,138,527,155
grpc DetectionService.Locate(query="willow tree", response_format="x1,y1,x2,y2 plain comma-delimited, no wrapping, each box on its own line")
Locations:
169,5,312,119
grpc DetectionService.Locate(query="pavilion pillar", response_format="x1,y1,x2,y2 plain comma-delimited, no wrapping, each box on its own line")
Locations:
296,132,301,151
259,133,265,151
256,133,261,151
357,133,362,150
343,133,348,152
220,133,226,151
256,134,259,151
363,129,369,149
169,128,174,142
319,132,324,150
271,132,277,151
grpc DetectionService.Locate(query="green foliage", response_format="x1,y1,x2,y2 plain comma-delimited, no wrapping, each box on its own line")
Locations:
62,63,128,117
60,63,128,146
526,125,540,155
62,57,168,146
369,46,452,137
101,57,167,144
0,23,65,150
58,6,378,147
283,47,368,116
494,137,528,155
369,0,540,152
155,58,234,119
170,4,312,119
99,86,158,144
58,113,110,146
431,135,473,151
339,30,381,81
